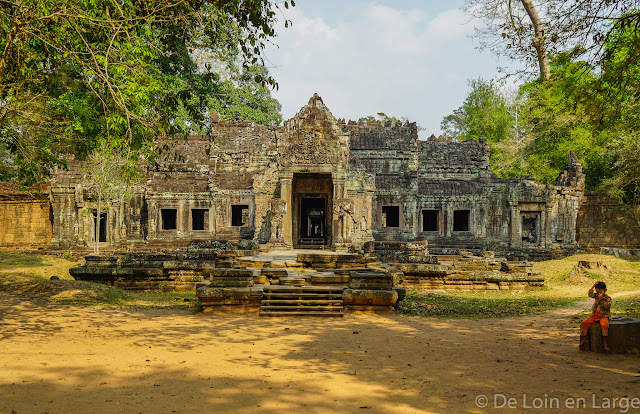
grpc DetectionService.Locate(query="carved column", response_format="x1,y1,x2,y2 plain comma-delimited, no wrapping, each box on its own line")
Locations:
280,175,293,248
510,202,519,246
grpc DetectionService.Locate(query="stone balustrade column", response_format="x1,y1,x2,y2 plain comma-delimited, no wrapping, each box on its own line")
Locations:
280,175,293,248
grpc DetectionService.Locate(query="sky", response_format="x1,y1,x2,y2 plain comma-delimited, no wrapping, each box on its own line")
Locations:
263,0,513,138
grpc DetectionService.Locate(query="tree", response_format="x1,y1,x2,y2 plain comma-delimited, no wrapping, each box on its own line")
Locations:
441,78,523,177
465,0,640,83
82,143,136,254
441,78,515,142
465,0,551,80
0,0,291,184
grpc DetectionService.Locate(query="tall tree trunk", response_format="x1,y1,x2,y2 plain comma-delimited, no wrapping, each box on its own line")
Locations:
520,0,551,81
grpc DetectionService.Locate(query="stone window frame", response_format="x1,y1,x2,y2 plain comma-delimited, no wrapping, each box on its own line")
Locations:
160,208,178,231
452,209,471,232
190,208,210,231
229,203,252,228
420,208,441,233
379,203,403,229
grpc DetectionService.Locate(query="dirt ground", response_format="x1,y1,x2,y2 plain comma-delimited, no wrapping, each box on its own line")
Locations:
1,293,639,414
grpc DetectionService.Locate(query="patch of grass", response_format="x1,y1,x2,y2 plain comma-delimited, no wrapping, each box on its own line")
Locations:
0,271,200,310
396,290,579,319
124,291,201,310
0,272,129,305
0,252,48,269
0,252,200,310
612,295,640,319
534,253,640,298
396,253,640,319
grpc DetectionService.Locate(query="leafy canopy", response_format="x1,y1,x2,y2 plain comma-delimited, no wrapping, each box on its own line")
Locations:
0,0,291,184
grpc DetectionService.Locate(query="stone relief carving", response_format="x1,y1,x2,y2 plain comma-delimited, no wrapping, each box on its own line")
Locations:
269,199,287,244
334,198,356,243
282,128,341,166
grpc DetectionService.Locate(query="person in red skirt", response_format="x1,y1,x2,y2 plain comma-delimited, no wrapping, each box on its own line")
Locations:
580,281,611,352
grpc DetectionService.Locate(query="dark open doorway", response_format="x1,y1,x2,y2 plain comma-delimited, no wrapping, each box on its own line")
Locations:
93,210,107,243
521,212,540,245
293,173,333,248
300,197,325,245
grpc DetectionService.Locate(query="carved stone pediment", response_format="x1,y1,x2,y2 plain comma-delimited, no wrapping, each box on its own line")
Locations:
287,128,340,166
280,93,345,168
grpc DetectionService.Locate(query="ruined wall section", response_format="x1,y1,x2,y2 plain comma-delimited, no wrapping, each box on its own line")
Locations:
348,122,418,243
417,138,492,179
210,122,280,242
146,134,211,243
576,192,640,249
49,160,89,247
50,156,150,248
414,137,496,248
0,184,52,248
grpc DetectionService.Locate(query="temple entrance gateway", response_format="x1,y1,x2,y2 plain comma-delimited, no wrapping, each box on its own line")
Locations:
292,173,333,248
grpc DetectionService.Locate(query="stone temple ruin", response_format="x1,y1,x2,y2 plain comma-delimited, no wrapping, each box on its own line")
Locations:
43,93,589,313
51,94,585,256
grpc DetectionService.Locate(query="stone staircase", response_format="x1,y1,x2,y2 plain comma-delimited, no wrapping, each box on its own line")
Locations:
259,286,345,317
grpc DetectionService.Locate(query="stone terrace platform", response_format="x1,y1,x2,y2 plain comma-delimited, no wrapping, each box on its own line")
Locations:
69,243,545,315
196,249,401,315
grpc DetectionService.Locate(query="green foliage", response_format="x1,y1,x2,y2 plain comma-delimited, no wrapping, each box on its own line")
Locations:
0,0,287,184
440,78,525,177
0,252,47,269
441,78,514,144
359,112,412,127
612,295,640,319
444,20,640,199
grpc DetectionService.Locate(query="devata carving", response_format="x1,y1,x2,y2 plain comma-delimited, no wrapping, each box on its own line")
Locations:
269,199,287,244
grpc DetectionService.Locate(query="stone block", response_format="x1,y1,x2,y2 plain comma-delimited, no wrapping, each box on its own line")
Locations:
393,287,407,302
280,277,306,287
586,316,640,354
196,286,263,306
349,271,394,290
84,255,119,268
310,272,350,285
342,289,398,306
392,263,448,277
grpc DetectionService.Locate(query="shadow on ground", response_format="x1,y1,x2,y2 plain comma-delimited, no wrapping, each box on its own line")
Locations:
1,294,639,413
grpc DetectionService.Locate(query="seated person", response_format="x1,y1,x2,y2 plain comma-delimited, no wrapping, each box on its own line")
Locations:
579,281,611,351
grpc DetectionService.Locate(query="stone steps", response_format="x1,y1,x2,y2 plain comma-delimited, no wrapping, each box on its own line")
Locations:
259,286,344,317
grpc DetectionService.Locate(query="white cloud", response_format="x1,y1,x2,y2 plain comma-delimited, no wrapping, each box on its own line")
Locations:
265,2,503,137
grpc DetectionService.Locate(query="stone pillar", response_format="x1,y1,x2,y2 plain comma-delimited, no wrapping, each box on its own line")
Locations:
178,201,186,239
510,203,519,245
333,177,345,250
280,175,293,248
148,200,158,239
543,206,552,247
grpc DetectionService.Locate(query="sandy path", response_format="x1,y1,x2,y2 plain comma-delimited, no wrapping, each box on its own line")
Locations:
1,293,639,414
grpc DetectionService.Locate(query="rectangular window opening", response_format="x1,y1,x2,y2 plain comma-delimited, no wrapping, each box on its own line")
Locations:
422,210,439,232
453,210,470,232
192,209,209,231
381,205,400,228
161,209,177,230
231,205,249,227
